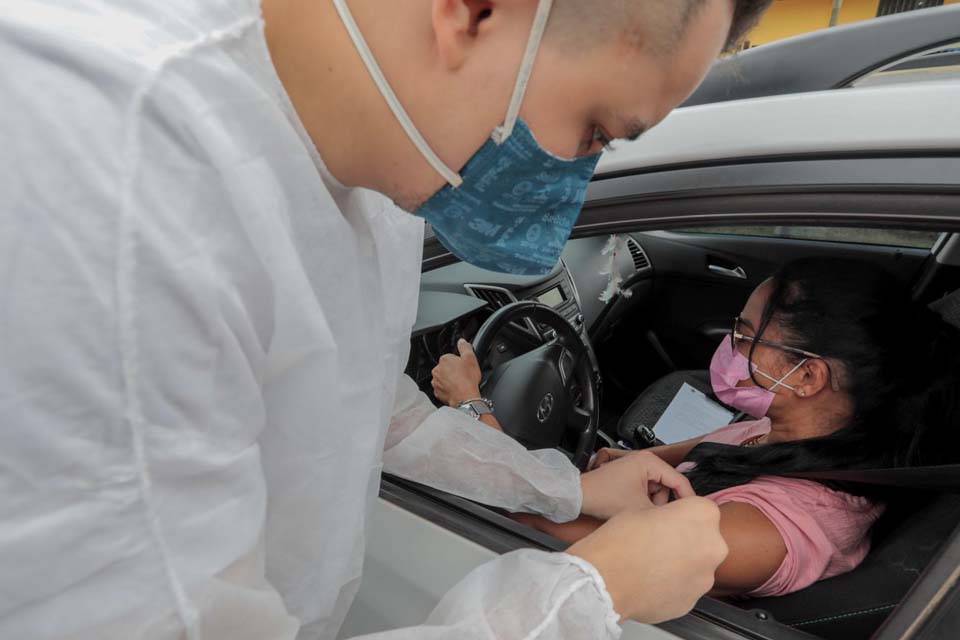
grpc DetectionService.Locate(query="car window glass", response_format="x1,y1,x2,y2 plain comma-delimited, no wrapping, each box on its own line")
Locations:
676,225,942,249
850,40,960,88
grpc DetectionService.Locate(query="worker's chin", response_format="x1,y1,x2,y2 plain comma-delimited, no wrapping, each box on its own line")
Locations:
391,190,429,214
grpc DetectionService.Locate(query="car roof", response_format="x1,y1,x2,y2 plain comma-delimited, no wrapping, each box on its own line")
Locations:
595,82,960,176
683,4,960,107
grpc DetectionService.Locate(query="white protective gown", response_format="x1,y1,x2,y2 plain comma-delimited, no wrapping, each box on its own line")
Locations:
0,1,621,639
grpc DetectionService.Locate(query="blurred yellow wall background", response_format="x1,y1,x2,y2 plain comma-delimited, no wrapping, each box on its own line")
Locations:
747,0,960,46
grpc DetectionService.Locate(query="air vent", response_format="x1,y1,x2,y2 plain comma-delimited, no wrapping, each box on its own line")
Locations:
464,285,513,309
627,238,651,271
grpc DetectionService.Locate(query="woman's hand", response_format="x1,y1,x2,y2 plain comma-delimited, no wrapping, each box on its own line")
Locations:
580,450,695,520
587,447,631,470
431,339,482,407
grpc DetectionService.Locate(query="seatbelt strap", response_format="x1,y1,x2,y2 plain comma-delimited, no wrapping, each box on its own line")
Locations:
787,464,960,492
640,410,960,491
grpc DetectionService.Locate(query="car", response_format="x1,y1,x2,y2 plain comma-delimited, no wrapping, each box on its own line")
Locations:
339,8,960,640
683,3,960,105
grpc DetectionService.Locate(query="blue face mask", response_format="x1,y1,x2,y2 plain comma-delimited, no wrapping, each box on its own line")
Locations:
334,0,600,276
418,121,600,275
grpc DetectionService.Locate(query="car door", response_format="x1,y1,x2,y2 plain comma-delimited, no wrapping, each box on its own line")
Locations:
343,79,960,640
346,192,960,640
340,478,748,640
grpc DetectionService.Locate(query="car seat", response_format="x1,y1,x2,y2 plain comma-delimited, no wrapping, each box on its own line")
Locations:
739,493,960,639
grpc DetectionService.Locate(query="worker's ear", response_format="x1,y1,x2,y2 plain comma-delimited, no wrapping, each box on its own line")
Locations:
431,0,495,71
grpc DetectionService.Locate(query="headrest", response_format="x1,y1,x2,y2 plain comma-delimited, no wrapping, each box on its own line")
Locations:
930,289,960,329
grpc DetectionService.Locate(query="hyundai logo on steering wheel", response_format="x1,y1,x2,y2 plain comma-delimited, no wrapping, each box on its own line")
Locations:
536,393,555,423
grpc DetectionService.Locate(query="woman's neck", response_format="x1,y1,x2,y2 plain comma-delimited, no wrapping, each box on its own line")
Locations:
766,402,851,444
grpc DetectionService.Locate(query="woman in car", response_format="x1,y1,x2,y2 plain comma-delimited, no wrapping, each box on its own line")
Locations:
431,257,960,598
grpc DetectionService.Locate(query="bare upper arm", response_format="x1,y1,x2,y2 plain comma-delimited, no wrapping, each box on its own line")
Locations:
519,498,786,596
711,501,787,596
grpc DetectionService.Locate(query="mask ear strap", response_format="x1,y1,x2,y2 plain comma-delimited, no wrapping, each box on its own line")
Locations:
492,0,554,145
332,0,463,187
768,358,807,392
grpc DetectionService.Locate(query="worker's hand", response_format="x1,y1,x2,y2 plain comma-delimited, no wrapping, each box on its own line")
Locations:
568,498,727,624
431,339,482,407
580,450,695,520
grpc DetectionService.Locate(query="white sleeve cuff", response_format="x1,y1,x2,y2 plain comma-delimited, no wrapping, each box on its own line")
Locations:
383,406,582,522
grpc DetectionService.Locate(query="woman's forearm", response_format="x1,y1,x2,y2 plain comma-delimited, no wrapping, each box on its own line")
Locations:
512,513,604,544
646,436,705,467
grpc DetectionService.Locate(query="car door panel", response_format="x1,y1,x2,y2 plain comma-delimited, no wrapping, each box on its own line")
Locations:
340,499,686,640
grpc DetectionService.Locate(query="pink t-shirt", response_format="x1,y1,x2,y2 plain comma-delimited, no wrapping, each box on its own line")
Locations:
679,419,885,598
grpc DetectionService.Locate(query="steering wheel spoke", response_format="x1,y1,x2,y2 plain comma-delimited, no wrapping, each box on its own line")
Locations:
558,346,587,387
568,405,592,433
471,301,600,470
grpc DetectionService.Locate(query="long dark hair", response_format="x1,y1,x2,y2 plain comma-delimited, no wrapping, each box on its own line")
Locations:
684,258,960,497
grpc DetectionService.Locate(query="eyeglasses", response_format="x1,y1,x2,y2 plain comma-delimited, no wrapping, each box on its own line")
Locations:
731,316,841,392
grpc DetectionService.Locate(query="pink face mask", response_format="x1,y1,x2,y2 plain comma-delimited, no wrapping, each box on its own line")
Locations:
710,336,806,418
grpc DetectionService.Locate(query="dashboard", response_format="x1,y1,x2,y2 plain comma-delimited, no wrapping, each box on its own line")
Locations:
408,235,653,397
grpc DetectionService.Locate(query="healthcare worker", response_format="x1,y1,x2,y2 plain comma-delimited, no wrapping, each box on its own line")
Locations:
0,0,772,638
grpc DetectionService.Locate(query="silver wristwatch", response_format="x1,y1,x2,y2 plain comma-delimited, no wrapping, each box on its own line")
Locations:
455,398,495,420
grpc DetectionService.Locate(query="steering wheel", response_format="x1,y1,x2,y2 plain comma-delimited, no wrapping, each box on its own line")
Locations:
472,301,601,470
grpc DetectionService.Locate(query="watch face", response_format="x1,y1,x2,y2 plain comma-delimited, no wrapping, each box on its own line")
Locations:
458,404,480,419
458,399,492,417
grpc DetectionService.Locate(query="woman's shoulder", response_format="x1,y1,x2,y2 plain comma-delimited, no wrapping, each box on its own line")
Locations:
713,475,884,525
709,477,884,598
700,418,772,446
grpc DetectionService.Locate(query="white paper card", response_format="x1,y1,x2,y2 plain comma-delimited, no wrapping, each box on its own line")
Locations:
652,382,734,444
